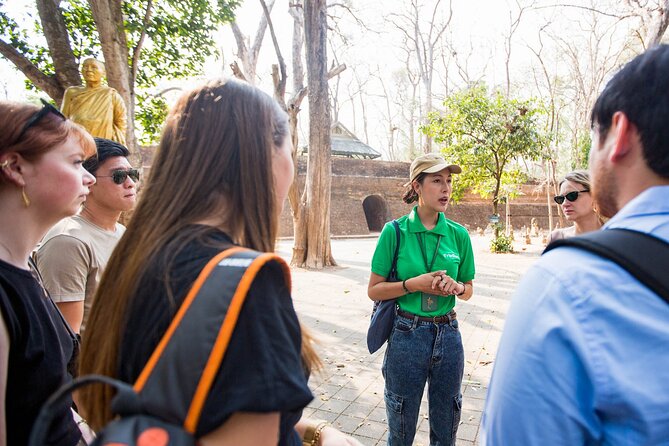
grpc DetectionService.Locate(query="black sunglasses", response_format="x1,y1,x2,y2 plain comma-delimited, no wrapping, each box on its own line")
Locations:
18,99,66,140
553,189,589,205
96,168,140,185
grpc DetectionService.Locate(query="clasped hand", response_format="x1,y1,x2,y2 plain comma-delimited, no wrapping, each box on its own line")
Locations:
409,271,461,296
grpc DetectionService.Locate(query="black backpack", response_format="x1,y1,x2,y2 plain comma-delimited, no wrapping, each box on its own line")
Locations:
544,228,669,305
30,247,291,445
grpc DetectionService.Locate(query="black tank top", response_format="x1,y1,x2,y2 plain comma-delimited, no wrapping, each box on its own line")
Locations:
0,259,80,446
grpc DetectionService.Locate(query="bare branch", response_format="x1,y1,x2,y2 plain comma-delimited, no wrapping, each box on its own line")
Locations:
327,2,367,28
287,63,346,111
229,61,248,81
35,0,80,89
289,3,305,95
645,0,669,47
230,22,249,64
252,0,276,56
259,0,286,103
0,39,64,101
131,0,153,86
328,63,347,79
533,3,637,20
155,86,183,97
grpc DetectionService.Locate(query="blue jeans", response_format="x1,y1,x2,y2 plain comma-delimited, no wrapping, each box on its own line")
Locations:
382,312,464,446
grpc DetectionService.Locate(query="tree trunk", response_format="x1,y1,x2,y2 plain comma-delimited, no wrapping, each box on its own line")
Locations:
287,2,307,264
493,179,501,238
645,0,669,48
36,0,81,95
230,0,276,84
422,77,433,153
0,41,65,101
88,0,137,156
295,0,335,268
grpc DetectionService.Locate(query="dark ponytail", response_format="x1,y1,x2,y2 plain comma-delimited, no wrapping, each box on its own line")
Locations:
402,172,426,204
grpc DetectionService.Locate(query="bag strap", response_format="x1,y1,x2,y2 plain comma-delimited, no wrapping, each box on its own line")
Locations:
132,247,291,434
543,228,669,304
30,374,139,446
29,247,291,444
388,220,400,280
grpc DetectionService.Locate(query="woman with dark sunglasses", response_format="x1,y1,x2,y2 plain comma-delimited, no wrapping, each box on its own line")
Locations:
0,100,96,445
548,170,604,244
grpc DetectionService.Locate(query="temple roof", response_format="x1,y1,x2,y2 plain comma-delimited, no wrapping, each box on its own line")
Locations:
301,121,382,159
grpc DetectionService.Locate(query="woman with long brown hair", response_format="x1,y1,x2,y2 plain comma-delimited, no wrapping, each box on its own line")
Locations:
0,100,96,445
79,80,361,445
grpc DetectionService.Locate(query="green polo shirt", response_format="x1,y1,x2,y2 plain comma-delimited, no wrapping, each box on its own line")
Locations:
371,206,475,316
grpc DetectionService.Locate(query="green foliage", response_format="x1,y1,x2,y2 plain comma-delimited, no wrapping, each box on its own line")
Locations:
1,0,240,140
422,84,549,213
572,131,592,170
60,0,100,61
1,0,239,88
124,0,239,88
135,93,169,145
490,233,514,253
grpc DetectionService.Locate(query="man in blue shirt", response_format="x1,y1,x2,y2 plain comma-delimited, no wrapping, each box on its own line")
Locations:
481,45,669,445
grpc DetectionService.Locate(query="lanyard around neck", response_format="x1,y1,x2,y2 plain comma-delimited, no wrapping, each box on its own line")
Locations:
417,233,442,272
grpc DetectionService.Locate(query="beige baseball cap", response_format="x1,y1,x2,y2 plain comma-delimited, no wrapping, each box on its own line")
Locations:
407,153,462,184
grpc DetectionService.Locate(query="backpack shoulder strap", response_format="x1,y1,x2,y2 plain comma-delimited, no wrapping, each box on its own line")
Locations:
132,246,291,434
544,228,669,304
388,220,401,280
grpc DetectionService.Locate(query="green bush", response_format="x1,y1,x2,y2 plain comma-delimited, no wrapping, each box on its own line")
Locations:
490,234,514,253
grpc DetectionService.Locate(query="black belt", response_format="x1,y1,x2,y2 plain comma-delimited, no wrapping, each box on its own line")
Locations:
397,309,457,324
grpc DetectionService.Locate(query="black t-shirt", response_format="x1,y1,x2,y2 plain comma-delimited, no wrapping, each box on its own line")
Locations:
119,226,313,445
0,260,81,446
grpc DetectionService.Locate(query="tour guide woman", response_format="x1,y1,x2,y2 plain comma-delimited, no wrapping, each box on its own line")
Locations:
368,153,475,446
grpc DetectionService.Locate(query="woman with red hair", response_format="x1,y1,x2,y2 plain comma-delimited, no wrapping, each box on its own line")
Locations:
0,100,96,445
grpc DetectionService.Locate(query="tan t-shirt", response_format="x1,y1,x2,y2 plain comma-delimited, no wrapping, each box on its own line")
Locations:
35,215,125,333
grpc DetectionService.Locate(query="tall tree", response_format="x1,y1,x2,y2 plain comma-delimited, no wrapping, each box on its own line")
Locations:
0,0,238,153
643,0,669,47
527,25,568,231
503,0,532,97
296,0,335,268
229,0,276,84
423,84,548,235
388,0,453,153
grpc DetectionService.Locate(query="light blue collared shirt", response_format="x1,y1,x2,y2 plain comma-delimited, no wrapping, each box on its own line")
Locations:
481,185,669,446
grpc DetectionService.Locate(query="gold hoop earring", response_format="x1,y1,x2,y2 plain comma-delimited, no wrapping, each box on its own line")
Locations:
0,160,8,169
22,187,30,208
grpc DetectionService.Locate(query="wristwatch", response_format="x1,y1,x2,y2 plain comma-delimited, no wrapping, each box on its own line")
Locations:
456,281,466,296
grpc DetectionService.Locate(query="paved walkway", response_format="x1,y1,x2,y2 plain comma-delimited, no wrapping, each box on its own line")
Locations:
276,234,545,446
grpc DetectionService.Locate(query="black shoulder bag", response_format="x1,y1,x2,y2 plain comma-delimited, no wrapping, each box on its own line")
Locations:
30,247,291,446
367,220,401,354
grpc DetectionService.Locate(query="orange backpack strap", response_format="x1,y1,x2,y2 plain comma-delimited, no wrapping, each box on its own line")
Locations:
131,247,291,434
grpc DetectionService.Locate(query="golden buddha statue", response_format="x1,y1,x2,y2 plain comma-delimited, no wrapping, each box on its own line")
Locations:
61,58,127,144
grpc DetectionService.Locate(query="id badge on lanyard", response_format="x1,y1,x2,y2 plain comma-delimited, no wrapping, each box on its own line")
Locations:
417,233,442,312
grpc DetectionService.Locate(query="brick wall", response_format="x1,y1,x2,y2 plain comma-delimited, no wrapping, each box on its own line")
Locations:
280,157,562,236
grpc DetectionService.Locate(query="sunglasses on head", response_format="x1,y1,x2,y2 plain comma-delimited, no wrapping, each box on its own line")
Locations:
18,99,66,140
96,168,140,185
553,189,588,205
